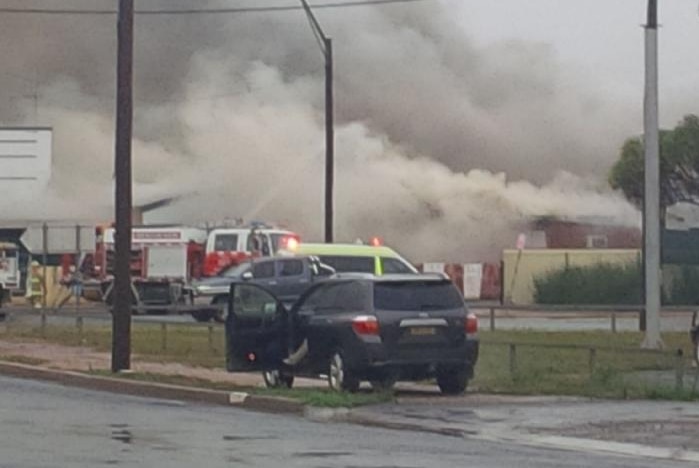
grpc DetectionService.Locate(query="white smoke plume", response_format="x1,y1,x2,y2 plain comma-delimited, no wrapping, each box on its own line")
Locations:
0,0,642,262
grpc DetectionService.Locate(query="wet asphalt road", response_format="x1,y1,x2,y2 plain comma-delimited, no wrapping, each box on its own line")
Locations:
0,376,692,468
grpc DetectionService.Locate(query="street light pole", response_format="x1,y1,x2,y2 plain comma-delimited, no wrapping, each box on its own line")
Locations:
112,0,134,371
300,0,334,243
642,0,663,349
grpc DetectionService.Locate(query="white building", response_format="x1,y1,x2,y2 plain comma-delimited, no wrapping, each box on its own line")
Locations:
0,128,52,200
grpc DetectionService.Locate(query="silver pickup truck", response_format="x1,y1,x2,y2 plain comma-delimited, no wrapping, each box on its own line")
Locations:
190,255,334,323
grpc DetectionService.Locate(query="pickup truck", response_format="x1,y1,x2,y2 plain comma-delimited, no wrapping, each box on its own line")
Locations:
190,255,334,322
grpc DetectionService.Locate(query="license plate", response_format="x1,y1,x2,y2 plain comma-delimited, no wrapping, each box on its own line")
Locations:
410,326,436,336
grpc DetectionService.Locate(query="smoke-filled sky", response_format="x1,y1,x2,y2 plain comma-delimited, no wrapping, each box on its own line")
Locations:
1,0,697,261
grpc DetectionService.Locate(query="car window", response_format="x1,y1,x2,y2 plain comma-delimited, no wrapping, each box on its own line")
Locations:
214,234,238,251
373,281,464,311
269,234,289,253
252,261,275,279
222,263,251,277
278,259,303,277
298,283,343,313
381,257,415,274
232,285,280,323
333,282,368,311
317,255,374,273
247,233,271,256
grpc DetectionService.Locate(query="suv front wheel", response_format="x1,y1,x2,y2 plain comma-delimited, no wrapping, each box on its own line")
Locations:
328,350,359,393
212,295,229,323
436,367,469,395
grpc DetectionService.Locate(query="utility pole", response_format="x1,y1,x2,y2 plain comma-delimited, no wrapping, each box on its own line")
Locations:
112,0,134,372
642,0,664,349
300,0,334,242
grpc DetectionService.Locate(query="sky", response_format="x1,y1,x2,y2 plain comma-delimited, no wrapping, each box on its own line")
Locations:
0,0,697,261
453,0,699,125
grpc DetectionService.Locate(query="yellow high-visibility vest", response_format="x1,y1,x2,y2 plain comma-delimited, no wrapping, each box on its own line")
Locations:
30,275,43,297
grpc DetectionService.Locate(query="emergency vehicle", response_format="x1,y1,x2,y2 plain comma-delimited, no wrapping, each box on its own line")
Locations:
96,226,208,312
94,223,300,313
202,225,300,277
0,242,21,304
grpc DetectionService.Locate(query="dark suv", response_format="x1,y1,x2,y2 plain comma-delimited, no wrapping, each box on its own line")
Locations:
225,274,479,394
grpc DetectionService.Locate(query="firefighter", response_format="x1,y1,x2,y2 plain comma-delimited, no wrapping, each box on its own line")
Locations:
250,227,267,256
27,261,45,309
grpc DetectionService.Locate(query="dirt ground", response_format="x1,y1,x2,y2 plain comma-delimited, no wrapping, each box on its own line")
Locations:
0,338,321,388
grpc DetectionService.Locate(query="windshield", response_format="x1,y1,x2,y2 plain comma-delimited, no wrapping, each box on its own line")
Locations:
317,255,374,273
373,281,464,311
221,263,251,277
269,233,289,253
381,257,416,274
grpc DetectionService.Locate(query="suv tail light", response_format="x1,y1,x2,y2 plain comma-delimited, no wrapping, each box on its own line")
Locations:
352,315,380,336
465,312,478,335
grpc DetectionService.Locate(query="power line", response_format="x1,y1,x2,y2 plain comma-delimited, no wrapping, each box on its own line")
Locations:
0,0,427,16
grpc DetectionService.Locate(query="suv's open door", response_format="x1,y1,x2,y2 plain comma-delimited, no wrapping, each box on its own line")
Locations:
225,283,288,372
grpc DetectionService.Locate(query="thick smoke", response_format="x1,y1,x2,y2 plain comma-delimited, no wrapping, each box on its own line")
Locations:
0,0,641,261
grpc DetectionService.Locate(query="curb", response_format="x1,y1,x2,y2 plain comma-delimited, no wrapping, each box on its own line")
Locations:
0,361,305,415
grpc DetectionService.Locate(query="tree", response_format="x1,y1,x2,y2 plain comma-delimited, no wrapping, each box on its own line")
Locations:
609,114,699,210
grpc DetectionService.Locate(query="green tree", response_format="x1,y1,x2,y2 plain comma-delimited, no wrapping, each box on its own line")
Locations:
609,114,699,209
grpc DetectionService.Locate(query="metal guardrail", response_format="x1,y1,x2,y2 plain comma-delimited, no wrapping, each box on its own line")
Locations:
0,308,224,353
1,303,226,315
2,306,697,393
466,304,697,333
3,302,698,334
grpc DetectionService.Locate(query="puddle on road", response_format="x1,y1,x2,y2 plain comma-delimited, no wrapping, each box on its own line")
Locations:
110,424,133,445
294,451,353,458
223,434,279,442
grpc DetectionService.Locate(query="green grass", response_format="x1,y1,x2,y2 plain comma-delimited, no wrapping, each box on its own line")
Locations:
255,387,394,407
2,324,698,401
473,330,695,399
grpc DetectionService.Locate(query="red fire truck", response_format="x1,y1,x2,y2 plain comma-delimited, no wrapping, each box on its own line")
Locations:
96,225,208,312
0,242,21,305
93,223,300,314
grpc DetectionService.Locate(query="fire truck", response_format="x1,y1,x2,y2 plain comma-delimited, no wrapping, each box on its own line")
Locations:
201,224,300,277
0,242,21,305
96,226,208,313
94,223,300,314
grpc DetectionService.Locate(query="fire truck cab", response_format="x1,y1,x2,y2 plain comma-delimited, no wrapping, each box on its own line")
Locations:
202,225,299,277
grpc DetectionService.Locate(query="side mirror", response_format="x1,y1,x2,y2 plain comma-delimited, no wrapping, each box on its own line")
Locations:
242,271,254,281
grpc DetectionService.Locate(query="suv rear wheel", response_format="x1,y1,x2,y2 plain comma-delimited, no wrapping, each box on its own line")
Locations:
328,351,359,393
436,367,469,395
262,370,294,389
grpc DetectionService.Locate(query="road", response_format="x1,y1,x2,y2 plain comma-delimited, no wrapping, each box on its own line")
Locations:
486,315,691,332
0,376,693,468
356,392,699,461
